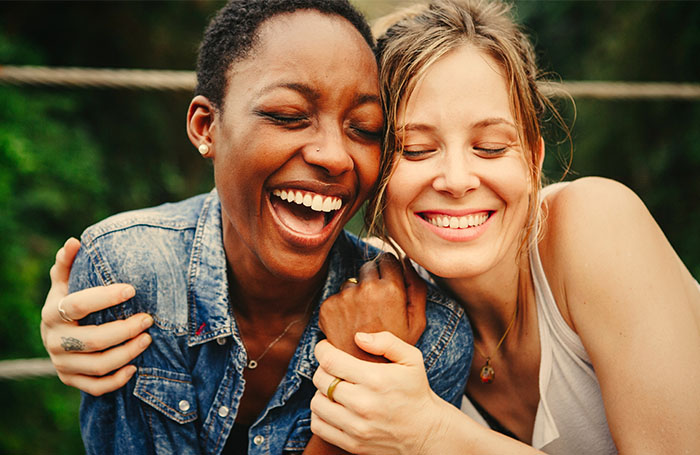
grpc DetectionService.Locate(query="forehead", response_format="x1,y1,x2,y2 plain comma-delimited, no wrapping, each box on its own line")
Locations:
401,44,512,124
225,10,378,101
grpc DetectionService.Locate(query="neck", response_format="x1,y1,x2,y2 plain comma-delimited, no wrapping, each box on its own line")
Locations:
438,253,531,346
227,266,325,322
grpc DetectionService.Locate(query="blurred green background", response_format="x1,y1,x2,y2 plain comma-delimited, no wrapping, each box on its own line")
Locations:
0,1,698,453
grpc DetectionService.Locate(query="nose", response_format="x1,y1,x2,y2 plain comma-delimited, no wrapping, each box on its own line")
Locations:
301,125,354,177
432,147,479,198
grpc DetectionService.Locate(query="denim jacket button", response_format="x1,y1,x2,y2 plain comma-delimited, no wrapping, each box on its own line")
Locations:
178,400,190,412
218,406,229,417
216,337,227,345
253,435,264,445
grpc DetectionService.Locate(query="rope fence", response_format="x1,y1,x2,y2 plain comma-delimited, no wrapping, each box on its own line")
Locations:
1,64,698,381
0,358,56,380
2,65,700,99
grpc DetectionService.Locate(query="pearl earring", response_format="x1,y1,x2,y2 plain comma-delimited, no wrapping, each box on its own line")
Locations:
198,144,210,156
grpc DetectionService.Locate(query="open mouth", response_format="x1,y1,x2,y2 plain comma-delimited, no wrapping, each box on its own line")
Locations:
270,189,343,235
420,211,492,229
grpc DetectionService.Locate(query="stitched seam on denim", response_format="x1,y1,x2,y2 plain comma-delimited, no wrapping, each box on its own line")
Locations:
187,191,211,339
139,373,190,384
84,222,195,246
423,305,461,372
138,389,197,421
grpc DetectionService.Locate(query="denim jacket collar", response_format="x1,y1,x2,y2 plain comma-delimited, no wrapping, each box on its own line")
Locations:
187,189,232,347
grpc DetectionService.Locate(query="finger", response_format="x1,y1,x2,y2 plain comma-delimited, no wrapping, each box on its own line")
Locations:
54,332,151,376
315,339,378,385
357,257,380,282
339,276,359,291
64,364,138,397
50,237,81,287
312,365,345,398
353,331,423,366
376,252,404,284
49,313,154,353
53,284,136,323
402,258,427,334
310,410,359,454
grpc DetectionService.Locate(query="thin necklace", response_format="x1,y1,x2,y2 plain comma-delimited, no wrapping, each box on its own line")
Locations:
244,317,302,369
475,303,518,384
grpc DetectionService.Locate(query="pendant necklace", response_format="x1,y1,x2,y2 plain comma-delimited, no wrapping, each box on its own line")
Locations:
244,317,302,369
475,304,518,384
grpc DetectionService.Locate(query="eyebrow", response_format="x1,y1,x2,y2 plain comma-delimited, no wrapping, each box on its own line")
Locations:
257,82,321,101
472,117,517,129
397,117,516,134
256,82,381,108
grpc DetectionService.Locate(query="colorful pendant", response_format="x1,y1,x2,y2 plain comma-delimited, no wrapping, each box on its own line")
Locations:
479,359,495,384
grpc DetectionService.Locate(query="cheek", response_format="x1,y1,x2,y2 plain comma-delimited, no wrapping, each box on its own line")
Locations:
383,163,418,235
355,145,382,196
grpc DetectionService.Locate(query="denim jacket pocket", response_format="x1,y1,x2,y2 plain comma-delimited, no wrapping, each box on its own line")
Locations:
134,367,199,424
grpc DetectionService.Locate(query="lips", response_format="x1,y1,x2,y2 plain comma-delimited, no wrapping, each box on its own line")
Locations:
270,188,344,236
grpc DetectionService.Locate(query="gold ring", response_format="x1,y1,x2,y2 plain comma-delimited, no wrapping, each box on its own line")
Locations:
327,377,343,403
344,277,358,285
57,298,74,323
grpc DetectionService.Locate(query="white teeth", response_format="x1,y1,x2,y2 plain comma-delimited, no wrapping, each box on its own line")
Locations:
321,197,333,212
426,212,489,229
311,195,323,211
271,189,343,213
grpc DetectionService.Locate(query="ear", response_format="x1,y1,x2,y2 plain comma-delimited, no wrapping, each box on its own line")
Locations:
536,136,545,173
187,95,216,153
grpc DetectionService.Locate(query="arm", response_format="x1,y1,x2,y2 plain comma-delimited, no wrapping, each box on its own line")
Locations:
40,237,153,396
541,177,700,453
303,253,427,455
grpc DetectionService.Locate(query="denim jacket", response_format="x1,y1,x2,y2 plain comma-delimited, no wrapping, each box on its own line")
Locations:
69,189,473,455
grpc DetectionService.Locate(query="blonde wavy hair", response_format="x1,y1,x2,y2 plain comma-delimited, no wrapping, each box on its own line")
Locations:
365,0,569,258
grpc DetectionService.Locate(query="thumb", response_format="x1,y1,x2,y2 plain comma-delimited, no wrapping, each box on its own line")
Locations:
354,331,423,366
49,237,81,288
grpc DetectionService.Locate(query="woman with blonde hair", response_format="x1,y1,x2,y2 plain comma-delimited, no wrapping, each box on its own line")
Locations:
310,0,700,453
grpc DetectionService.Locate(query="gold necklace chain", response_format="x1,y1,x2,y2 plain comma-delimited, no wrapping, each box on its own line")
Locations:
474,303,518,384
244,317,303,369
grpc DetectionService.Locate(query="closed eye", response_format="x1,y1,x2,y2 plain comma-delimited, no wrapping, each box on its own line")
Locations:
257,111,310,128
402,148,437,160
474,146,507,157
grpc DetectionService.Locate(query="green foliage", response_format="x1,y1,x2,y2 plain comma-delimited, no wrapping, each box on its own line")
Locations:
517,1,700,277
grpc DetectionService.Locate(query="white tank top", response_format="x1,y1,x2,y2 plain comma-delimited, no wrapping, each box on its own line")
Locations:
460,217,617,453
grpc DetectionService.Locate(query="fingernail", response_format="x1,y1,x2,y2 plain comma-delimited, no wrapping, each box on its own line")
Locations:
139,333,152,348
122,285,135,299
126,365,137,376
356,332,372,343
141,314,153,329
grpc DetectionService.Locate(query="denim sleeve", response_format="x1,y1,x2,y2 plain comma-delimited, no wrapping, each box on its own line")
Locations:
419,296,473,408
69,244,157,455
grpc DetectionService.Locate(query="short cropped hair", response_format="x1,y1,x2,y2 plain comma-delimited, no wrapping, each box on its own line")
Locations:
196,0,374,110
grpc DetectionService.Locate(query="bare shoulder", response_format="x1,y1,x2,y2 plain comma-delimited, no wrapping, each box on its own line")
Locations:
541,176,652,261
538,177,688,330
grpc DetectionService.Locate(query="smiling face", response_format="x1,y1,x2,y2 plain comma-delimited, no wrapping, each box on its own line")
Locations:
199,11,383,283
384,44,535,280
